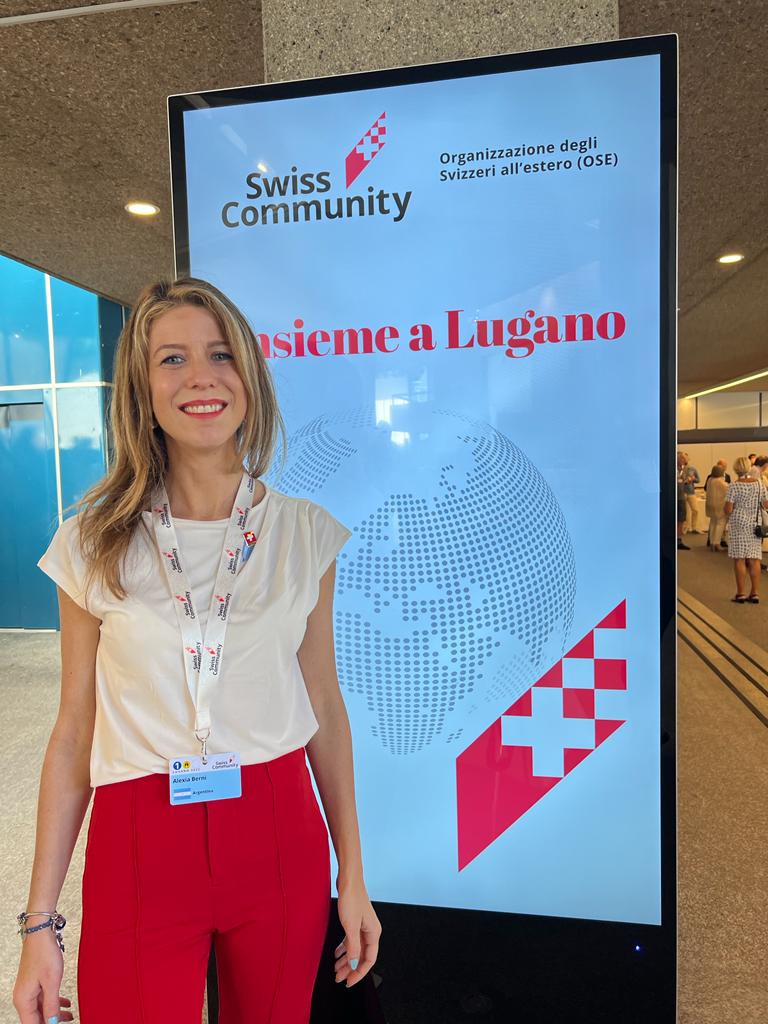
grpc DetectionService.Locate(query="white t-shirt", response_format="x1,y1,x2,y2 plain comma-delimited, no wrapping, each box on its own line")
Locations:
37,483,353,788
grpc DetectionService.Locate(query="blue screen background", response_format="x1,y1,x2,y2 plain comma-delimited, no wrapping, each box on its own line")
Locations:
180,53,662,925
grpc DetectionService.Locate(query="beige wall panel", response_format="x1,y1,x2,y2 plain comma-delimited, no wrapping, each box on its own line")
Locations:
261,1,619,83
0,0,267,306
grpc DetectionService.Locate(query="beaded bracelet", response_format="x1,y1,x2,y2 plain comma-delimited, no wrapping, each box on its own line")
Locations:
16,912,67,953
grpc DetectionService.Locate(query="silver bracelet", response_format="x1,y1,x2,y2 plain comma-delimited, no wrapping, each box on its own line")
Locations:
16,912,67,953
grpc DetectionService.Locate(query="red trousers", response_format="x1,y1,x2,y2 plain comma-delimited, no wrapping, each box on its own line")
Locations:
77,746,331,1023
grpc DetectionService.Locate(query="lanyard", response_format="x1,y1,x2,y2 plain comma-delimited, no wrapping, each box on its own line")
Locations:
150,469,256,759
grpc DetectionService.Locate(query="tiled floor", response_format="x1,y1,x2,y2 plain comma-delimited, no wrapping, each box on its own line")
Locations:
677,531,768,632
1,605,766,1022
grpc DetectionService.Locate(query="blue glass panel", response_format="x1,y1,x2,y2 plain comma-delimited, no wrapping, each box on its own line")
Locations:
0,388,44,404
51,277,100,383
0,254,50,387
57,386,107,514
0,390,58,627
98,297,125,383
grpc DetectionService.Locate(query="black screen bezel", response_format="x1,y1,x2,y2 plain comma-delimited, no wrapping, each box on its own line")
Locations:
168,34,678,1023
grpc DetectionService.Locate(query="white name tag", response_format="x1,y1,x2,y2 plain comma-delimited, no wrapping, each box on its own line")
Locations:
168,751,242,805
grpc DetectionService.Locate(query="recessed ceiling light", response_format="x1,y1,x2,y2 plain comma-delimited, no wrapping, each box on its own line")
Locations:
125,201,160,217
717,253,744,264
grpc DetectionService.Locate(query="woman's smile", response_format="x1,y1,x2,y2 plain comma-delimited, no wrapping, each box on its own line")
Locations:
179,400,229,419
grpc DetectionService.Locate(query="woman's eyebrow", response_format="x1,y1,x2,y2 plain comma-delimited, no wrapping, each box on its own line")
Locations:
154,339,229,354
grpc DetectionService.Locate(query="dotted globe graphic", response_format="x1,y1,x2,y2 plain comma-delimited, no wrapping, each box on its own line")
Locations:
271,405,576,756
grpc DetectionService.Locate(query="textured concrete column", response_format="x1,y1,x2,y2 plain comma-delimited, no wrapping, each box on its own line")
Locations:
261,1,618,83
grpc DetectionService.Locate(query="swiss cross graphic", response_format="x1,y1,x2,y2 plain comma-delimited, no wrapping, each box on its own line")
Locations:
456,599,628,870
345,112,387,187
501,689,595,777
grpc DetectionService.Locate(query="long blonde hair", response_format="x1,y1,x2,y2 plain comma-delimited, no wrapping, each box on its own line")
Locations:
63,277,287,604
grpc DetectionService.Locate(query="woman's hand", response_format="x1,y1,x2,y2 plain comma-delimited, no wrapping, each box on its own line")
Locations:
334,879,382,988
12,928,74,1023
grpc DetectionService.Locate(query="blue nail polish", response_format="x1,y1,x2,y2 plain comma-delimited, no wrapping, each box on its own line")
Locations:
47,1017,59,1024
350,957,359,970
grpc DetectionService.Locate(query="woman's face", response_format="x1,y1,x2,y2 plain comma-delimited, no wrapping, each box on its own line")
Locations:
147,304,247,454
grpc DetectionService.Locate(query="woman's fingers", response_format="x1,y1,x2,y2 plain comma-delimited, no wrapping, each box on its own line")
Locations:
334,948,349,980
344,951,376,987
58,993,75,1022
334,904,382,985
336,934,380,987
334,948,356,984
42,992,73,1023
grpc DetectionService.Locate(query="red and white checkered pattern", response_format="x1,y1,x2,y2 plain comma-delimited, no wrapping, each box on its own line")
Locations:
456,600,628,870
345,112,387,187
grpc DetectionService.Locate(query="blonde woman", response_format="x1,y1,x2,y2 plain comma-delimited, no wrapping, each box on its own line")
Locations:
13,279,380,1024
724,455,768,603
704,464,728,550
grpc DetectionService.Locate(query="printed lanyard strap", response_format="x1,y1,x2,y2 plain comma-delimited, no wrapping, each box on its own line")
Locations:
150,469,255,754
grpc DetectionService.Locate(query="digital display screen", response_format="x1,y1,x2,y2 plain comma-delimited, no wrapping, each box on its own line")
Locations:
171,48,666,926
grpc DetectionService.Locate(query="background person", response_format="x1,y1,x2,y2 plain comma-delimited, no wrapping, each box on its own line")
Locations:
677,451,689,550
755,457,768,570
724,455,768,604
703,459,731,488
681,452,701,535
708,460,732,547
705,464,728,551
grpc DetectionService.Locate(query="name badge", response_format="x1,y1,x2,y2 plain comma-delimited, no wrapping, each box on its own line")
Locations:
168,751,242,805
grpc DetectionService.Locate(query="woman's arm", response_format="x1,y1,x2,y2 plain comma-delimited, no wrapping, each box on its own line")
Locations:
27,589,97,909
25,729,93,915
13,587,98,1023
300,563,363,886
298,561,381,986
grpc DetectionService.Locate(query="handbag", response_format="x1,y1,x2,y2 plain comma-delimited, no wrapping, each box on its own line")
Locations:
753,487,768,538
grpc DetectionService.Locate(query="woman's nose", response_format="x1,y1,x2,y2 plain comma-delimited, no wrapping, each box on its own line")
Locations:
183,355,223,385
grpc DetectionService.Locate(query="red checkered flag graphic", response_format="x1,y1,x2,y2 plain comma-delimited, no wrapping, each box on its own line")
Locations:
456,600,628,870
345,112,387,187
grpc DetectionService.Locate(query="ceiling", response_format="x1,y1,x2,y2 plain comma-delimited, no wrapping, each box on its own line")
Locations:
0,0,264,307
0,0,765,395
618,1,768,397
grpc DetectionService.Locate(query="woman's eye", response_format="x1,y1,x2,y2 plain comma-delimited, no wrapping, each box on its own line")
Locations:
161,352,232,365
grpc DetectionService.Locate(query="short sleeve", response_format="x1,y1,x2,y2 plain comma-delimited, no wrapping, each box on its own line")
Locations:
37,515,91,613
309,502,353,578
725,483,735,504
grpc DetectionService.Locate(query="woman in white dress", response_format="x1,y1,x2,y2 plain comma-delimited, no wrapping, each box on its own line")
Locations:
724,456,768,603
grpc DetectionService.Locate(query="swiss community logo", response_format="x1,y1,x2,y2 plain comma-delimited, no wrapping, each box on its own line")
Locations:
346,112,387,186
221,110,411,228
456,600,629,869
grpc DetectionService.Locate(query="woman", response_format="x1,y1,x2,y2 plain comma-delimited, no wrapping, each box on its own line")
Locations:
704,464,728,551
677,451,690,550
13,278,381,1024
724,456,768,604
758,458,768,568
